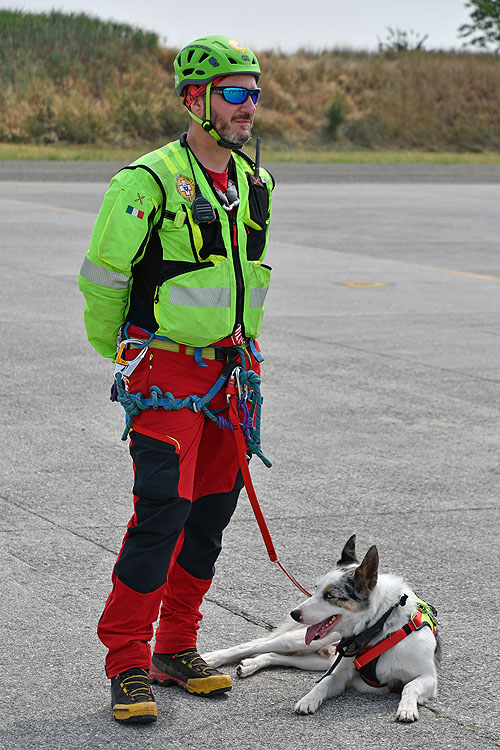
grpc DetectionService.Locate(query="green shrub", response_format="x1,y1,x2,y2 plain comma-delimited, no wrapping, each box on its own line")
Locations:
322,90,350,140
343,115,387,148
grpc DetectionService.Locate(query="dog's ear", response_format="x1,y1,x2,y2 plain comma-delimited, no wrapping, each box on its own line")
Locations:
337,534,357,566
354,545,379,592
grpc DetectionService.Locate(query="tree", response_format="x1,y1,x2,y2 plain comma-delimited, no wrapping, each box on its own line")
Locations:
459,0,500,52
377,27,429,53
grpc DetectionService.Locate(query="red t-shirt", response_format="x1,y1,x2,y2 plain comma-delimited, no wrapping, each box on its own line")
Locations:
206,167,228,194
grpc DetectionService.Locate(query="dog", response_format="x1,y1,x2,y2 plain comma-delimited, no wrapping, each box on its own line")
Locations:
203,535,440,722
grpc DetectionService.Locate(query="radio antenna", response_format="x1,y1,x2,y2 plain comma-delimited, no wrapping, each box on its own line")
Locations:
254,137,261,179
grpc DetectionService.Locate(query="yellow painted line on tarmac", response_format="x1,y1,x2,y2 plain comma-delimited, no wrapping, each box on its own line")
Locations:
404,262,500,283
4,198,94,216
340,281,390,287
273,240,500,283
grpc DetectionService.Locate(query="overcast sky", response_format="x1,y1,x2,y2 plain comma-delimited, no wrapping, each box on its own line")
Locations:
5,0,473,52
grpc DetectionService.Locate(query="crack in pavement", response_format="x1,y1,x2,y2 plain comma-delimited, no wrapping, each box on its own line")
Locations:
2,496,118,556
3,498,499,743
203,596,275,631
2,262,79,285
2,495,280,633
426,706,500,746
226,504,500,526
267,323,500,386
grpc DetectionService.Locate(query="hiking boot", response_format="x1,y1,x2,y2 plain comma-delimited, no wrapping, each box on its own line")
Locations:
111,667,158,723
150,649,232,696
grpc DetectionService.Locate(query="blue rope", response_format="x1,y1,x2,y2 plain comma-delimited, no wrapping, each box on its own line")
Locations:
113,364,271,467
235,369,271,467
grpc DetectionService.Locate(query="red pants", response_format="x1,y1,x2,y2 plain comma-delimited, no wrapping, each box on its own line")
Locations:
98,339,256,677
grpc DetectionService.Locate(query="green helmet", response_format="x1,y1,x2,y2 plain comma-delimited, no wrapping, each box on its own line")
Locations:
174,35,260,98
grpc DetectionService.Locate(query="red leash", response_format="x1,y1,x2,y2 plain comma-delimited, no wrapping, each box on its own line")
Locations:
227,386,311,598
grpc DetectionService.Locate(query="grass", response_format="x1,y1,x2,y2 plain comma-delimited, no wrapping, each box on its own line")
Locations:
2,142,500,164
0,142,145,162
3,10,500,155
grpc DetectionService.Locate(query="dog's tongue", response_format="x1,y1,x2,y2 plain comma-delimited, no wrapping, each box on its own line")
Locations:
305,620,328,646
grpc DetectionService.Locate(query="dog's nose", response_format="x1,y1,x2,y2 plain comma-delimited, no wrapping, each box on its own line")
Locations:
290,609,302,622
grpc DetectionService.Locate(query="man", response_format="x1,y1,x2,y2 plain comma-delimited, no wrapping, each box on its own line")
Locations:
78,35,274,724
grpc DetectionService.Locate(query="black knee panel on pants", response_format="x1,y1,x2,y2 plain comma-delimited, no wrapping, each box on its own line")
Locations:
130,430,180,501
115,431,191,593
177,471,243,580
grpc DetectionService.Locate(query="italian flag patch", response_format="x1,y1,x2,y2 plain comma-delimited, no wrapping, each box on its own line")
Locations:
126,205,144,219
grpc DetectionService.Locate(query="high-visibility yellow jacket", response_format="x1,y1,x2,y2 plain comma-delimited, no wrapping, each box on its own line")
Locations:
78,137,274,359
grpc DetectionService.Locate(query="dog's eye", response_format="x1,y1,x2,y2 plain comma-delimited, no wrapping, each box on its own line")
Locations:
324,592,334,601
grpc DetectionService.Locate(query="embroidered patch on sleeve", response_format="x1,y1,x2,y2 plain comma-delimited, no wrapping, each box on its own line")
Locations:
126,205,145,219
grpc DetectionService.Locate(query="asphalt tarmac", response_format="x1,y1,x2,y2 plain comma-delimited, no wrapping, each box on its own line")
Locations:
1,162,499,749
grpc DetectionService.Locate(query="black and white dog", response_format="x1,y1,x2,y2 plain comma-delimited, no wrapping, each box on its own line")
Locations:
203,535,441,722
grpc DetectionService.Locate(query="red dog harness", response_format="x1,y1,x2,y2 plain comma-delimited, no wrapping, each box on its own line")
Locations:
354,608,438,688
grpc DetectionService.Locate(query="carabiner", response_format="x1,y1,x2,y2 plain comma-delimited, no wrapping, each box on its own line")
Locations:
226,366,241,404
114,339,150,378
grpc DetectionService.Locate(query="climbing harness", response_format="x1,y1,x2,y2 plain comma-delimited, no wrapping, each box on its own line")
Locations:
111,346,269,461
111,333,311,597
316,594,438,684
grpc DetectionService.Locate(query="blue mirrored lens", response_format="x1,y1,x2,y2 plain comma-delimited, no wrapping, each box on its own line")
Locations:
249,89,261,105
216,87,261,105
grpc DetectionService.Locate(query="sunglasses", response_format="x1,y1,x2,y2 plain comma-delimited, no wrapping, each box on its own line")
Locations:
211,86,261,105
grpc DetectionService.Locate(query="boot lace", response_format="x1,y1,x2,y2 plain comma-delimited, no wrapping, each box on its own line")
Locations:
120,669,153,700
175,649,220,675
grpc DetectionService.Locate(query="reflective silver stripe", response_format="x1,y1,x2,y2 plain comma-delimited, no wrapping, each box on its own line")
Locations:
79,257,131,290
169,287,231,307
250,287,269,307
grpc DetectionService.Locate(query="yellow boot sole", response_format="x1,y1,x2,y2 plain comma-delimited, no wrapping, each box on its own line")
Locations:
113,700,158,723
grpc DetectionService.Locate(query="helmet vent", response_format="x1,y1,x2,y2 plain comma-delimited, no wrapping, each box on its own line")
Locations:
198,52,209,63
195,69,205,75
227,56,238,64
187,50,195,63
182,67,195,76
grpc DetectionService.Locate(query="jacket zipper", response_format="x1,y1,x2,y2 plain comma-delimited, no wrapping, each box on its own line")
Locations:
182,204,200,263
229,211,244,330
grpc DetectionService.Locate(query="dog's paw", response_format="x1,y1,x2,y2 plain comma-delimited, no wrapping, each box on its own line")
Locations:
236,658,259,677
396,704,419,722
200,650,223,667
294,693,323,715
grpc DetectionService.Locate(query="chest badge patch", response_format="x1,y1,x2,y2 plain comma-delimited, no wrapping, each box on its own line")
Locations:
175,174,196,202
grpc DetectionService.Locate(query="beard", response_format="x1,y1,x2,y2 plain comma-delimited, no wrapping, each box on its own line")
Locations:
211,111,253,145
